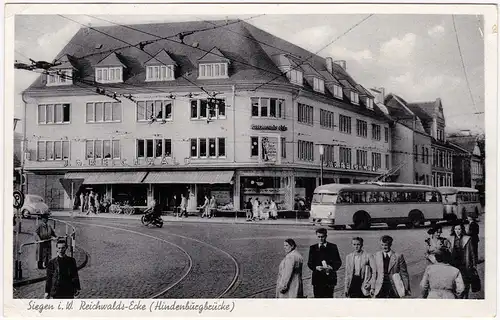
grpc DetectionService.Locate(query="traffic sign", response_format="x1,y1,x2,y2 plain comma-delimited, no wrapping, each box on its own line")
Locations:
13,191,24,209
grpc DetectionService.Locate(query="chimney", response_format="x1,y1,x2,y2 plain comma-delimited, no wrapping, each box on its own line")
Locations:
370,87,386,104
326,57,333,74
334,60,346,71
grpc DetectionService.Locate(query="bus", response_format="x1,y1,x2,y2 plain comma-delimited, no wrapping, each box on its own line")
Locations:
310,182,444,230
438,187,481,221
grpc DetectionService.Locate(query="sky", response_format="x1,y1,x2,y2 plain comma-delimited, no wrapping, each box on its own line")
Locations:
14,13,485,134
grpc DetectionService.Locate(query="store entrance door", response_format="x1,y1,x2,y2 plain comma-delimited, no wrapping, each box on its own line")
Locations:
154,184,189,212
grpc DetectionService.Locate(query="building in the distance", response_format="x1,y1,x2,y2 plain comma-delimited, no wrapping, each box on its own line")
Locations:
383,93,432,185
448,133,484,190
21,20,392,211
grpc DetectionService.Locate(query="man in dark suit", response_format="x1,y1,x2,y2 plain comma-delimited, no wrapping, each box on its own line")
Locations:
45,239,81,299
308,228,342,298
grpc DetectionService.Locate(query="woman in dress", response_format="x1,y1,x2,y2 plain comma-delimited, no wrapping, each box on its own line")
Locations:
425,226,451,264
420,249,465,299
276,238,304,298
449,222,477,299
269,199,278,220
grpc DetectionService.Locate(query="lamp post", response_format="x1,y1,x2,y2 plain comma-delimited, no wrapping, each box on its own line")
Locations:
319,145,324,186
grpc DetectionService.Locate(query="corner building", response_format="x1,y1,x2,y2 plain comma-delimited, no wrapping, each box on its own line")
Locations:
22,20,391,211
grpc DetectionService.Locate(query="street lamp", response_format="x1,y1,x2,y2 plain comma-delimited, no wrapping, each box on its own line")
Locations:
319,145,324,186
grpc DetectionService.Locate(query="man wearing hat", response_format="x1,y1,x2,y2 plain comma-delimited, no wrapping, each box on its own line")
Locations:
35,214,56,269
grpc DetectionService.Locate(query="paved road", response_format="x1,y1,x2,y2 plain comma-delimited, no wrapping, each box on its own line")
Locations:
15,217,485,299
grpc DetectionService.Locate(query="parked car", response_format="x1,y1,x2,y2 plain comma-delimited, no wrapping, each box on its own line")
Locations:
20,194,50,218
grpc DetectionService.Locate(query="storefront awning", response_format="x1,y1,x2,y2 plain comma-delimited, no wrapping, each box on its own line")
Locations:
143,171,234,184
64,172,147,184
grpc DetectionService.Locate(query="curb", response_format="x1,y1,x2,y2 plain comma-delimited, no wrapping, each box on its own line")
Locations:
52,212,313,227
13,246,89,288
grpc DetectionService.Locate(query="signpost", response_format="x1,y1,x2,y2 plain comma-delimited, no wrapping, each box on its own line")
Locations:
13,190,25,280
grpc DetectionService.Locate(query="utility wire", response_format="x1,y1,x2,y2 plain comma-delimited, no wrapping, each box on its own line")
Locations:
63,15,264,62
451,15,478,113
250,14,374,92
58,14,212,96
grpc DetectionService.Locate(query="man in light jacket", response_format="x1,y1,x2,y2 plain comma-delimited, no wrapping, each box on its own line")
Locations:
371,235,410,298
344,237,374,298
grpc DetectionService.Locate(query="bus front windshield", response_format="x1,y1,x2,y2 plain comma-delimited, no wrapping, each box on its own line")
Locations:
312,193,338,204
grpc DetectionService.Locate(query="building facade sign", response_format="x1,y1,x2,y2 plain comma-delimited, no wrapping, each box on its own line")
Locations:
324,161,379,172
261,137,278,163
251,124,288,131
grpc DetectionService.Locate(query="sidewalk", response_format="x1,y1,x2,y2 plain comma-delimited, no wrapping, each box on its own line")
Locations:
13,219,89,287
51,210,314,226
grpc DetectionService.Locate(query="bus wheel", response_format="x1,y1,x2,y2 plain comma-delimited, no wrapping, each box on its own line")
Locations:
407,210,424,228
353,211,371,230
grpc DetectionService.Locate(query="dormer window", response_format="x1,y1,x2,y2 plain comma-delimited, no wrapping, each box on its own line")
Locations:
198,63,228,79
332,84,343,99
96,67,123,83
350,92,359,105
284,67,303,86
146,65,174,81
366,97,374,110
47,69,73,86
313,78,325,93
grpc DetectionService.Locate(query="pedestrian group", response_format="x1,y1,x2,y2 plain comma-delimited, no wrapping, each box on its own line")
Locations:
276,219,480,299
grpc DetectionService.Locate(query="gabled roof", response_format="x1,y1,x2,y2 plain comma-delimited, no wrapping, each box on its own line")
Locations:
198,47,230,63
447,136,478,153
145,49,178,66
96,52,126,67
406,99,442,122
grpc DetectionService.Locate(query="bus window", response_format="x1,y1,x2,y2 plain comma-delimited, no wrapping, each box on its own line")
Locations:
352,192,366,203
367,192,378,203
426,192,439,202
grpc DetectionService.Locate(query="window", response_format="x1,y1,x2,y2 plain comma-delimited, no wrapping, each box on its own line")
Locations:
281,137,286,159
313,78,325,93
198,63,228,79
421,146,425,162
323,144,335,164
437,128,445,141
332,84,343,99
356,150,368,166
250,97,284,118
146,65,175,81
320,109,335,129
366,97,374,110
372,152,382,169
96,67,122,83
47,69,72,86
135,138,171,159
190,137,226,158
415,145,419,162
356,120,367,137
339,115,351,134
297,103,313,125
283,67,303,86
112,140,120,159
190,98,226,120
339,147,352,165
384,127,389,142
385,154,390,169
38,104,71,124
350,92,359,105
432,148,436,166
136,100,172,122
298,140,314,161
37,140,70,161
372,124,381,140
86,102,121,122
250,137,259,157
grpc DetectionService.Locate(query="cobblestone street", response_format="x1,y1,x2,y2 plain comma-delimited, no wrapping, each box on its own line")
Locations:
13,215,485,299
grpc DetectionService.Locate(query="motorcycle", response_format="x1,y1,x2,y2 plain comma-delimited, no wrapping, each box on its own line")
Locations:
141,208,163,228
